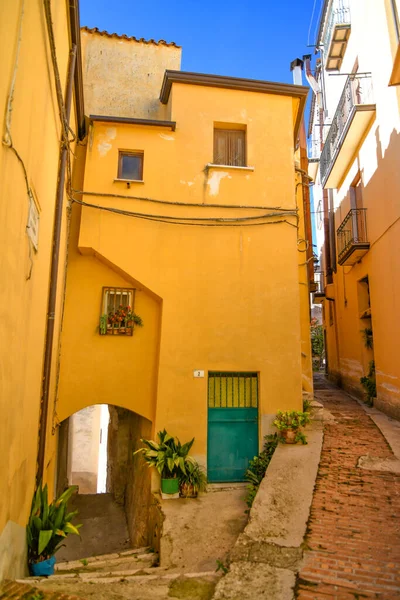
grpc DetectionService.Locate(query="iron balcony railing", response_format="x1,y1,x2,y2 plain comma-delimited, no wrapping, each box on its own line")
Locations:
308,136,321,161
322,0,351,52
320,74,374,186
337,208,369,263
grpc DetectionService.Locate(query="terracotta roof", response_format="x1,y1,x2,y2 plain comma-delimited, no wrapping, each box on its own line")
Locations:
81,26,180,48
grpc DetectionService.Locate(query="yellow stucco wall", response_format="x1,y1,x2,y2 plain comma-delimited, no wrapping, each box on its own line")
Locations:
0,0,79,579
318,0,400,417
81,28,181,119
58,80,309,470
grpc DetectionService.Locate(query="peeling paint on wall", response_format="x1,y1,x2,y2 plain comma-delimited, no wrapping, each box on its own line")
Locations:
97,127,116,157
207,171,229,196
380,382,400,396
159,133,174,141
180,180,194,186
339,358,363,378
377,370,399,381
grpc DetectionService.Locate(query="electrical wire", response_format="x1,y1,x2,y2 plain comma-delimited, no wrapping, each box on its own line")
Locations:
71,197,298,228
70,187,298,213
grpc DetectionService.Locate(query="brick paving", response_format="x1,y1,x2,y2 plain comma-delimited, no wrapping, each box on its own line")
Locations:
0,580,84,599
297,381,400,599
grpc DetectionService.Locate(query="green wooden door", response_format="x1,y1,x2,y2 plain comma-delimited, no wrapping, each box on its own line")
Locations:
207,372,258,483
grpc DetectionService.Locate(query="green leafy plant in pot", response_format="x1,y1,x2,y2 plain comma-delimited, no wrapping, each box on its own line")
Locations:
27,483,81,576
179,461,207,498
273,410,311,445
135,429,195,495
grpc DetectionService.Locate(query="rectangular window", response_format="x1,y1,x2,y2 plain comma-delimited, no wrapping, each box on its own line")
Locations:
100,286,136,336
118,151,143,181
213,129,246,167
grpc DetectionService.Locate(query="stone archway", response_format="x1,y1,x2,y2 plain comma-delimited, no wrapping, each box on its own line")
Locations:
56,405,161,560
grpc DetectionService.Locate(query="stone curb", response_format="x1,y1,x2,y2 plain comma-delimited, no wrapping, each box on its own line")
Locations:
212,421,323,600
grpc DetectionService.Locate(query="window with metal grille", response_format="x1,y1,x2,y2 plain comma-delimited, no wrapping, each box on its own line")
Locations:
118,151,144,181
213,129,246,167
208,372,258,408
100,286,136,336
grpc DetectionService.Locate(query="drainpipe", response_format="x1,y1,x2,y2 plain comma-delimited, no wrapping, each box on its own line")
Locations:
303,54,324,149
304,54,332,285
36,43,77,485
390,0,400,42
290,58,314,287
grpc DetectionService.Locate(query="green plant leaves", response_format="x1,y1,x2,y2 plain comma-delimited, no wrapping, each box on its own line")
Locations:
64,522,81,536
38,530,53,555
135,430,197,479
26,484,80,563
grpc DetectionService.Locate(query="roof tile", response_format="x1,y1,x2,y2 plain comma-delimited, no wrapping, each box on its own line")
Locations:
81,26,180,48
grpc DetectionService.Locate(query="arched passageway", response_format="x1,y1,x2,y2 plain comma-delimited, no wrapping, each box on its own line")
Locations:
56,405,160,561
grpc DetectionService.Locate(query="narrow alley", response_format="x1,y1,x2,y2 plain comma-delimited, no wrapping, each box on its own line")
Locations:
298,375,400,599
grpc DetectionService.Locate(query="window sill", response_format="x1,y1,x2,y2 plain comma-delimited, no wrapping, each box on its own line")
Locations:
100,327,134,336
114,178,145,184
206,163,255,172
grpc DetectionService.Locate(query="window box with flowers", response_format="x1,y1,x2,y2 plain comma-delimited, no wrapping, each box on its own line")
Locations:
99,287,143,336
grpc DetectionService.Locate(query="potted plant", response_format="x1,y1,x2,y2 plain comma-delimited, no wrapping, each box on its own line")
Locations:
361,327,373,349
273,410,311,444
135,429,195,496
179,461,207,498
360,360,376,406
99,314,108,335
27,483,81,576
107,305,143,336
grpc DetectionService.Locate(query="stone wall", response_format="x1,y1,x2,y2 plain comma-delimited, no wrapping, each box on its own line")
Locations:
107,406,160,548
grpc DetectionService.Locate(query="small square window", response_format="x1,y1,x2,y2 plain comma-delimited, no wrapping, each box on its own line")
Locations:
214,128,246,167
118,151,143,181
100,286,136,336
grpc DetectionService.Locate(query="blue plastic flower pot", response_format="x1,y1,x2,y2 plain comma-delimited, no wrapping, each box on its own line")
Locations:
30,555,56,577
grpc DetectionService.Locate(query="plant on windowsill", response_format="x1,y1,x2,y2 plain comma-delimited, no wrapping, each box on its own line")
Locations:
273,410,311,445
27,483,81,576
134,429,196,496
360,360,376,406
100,305,143,336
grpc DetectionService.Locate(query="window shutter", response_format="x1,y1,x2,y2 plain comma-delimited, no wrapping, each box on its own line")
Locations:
214,130,227,164
214,129,246,166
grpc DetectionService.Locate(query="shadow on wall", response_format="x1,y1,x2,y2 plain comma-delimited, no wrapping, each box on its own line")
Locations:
324,125,400,418
57,405,161,549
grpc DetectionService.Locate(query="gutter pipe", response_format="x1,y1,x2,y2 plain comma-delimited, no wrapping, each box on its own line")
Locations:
36,42,77,485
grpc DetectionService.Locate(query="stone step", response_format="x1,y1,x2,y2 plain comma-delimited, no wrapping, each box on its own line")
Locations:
20,570,222,600
55,546,155,573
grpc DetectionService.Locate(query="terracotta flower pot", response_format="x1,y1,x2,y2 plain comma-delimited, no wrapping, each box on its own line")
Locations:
282,428,298,444
179,483,198,499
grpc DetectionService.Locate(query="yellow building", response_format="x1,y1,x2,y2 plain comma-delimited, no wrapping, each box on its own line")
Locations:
308,0,400,418
0,15,313,578
0,0,85,580
57,27,311,490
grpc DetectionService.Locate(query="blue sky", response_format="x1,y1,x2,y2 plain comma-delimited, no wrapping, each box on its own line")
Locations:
80,0,321,246
80,0,322,85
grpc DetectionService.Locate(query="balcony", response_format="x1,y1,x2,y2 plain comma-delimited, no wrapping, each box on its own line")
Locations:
322,0,351,71
312,270,325,304
337,208,370,266
320,74,376,188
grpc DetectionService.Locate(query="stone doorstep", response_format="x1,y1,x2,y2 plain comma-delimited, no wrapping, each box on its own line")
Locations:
27,570,221,587
55,550,154,571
